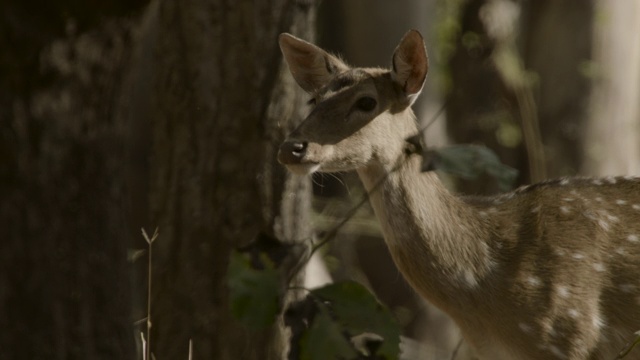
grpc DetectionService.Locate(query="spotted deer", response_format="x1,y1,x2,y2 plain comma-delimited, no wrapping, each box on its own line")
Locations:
277,30,640,360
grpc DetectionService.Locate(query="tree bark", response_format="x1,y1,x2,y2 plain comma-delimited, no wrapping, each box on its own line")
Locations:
0,11,137,360
119,0,316,359
0,0,315,359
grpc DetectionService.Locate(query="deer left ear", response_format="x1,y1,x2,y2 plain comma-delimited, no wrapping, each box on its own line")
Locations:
279,33,349,93
391,30,429,105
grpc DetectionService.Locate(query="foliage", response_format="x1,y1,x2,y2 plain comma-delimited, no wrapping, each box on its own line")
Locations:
308,281,401,359
228,249,402,358
422,144,518,190
299,306,358,360
227,251,280,329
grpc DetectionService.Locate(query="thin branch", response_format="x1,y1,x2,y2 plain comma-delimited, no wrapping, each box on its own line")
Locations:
615,331,640,359
450,337,464,360
141,227,158,360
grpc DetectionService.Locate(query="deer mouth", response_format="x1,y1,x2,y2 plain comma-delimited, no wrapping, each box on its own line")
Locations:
278,140,323,175
281,162,321,175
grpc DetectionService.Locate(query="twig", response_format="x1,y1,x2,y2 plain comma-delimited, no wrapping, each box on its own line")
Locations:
141,332,147,360
450,337,463,360
141,227,159,360
615,331,640,359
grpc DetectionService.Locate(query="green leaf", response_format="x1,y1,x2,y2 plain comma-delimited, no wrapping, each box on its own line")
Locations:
227,251,280,329
300,306,358,360
311,281,401,359
427,145,518,190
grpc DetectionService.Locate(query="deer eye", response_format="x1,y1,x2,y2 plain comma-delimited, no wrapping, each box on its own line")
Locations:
355,97,377,112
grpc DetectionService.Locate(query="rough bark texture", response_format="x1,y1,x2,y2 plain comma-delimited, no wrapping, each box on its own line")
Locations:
1,0,315,359
0,8,138,360
119,0,315,359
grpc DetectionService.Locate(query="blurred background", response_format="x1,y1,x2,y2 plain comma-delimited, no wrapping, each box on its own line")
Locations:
1,0,639,359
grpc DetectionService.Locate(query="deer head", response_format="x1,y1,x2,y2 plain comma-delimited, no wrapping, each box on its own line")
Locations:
277,30,429,175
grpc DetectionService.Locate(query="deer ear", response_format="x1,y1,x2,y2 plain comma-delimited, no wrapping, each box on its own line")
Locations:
392,30,429,105
279,33,349,93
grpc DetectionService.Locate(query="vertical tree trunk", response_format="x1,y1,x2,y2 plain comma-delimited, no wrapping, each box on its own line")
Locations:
582,0,640,176
1,0,316,358
119,0,316,358
522,1,594,178
0,14,137,360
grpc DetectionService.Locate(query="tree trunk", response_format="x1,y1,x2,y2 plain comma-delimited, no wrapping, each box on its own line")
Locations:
0,9,137,360
582,0,640,176
119,0,315,359
1,0,315,359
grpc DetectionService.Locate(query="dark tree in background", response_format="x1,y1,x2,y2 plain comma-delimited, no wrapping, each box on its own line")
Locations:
0,2,145,358
0,0,315,359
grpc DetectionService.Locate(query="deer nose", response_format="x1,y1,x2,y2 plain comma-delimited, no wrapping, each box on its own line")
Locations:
278,141,307,164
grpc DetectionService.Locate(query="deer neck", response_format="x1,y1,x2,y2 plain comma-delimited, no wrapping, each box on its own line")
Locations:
356,145,495,307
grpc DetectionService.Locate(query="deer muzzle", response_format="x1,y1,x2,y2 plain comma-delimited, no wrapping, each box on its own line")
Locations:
278,140,308,165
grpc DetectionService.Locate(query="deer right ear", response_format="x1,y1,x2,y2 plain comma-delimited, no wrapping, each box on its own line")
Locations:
392,30,429,105
279,33,348,93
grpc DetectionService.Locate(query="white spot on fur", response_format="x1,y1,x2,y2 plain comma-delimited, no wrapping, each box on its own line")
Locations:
633,204,640,211
557,285,570,298
619,284,635,293
597,218,610,232
555,248,566,256
562,197,574,202
592,179,603,185
615,247,626,256
583,210,597,221
560,206,570,214
560,178,570,186
606,213,620,223
568,309,580,318
606,176,617,184
463,270,478,288
592,263,606,272
518,184,531,192
549,345,567,359
627,234,639,243
527,276,541,287
572,253,585,260
479,211,488,217
531,205,541,213
595,197,603,202
519,322,533,334
592,313,605,330
616,199,627,205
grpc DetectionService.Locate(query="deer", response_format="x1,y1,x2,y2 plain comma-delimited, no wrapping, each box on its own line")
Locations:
277,29,640,360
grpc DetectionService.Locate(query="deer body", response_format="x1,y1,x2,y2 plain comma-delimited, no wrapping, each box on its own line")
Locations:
278,30,640,359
